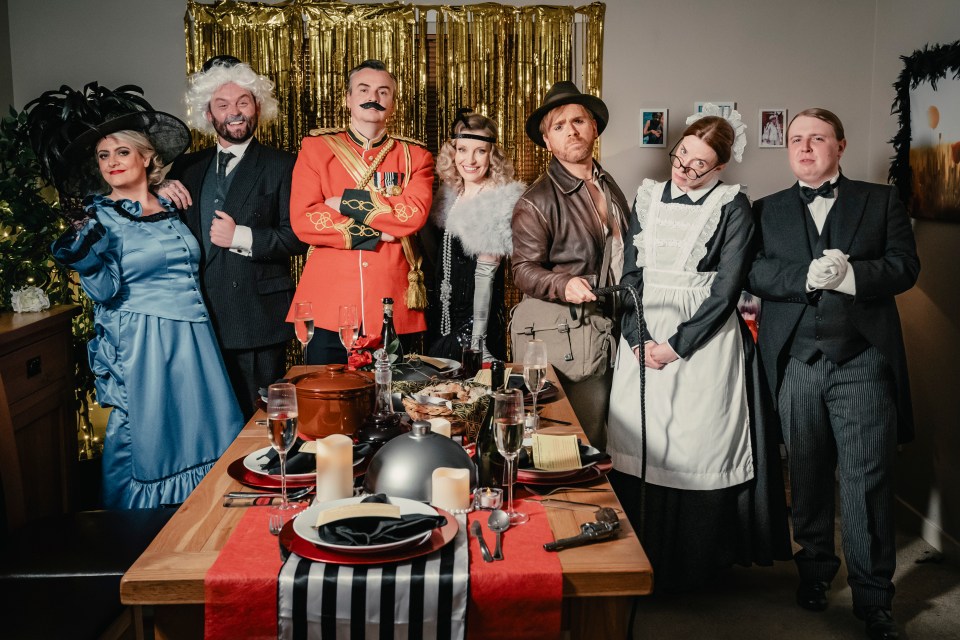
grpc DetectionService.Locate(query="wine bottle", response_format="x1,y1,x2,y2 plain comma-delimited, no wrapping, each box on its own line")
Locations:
380,297,403,362
475,360,506,489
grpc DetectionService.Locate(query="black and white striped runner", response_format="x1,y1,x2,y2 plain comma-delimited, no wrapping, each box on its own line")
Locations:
278,515,469,640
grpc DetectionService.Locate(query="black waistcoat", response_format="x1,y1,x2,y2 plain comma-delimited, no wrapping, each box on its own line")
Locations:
788,198,869,364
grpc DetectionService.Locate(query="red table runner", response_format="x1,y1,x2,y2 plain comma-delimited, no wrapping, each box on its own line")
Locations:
205,499,562,640
466,499,562,640
205,508,283,640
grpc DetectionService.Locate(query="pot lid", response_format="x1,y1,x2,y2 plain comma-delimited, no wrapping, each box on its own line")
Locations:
290,365,373,395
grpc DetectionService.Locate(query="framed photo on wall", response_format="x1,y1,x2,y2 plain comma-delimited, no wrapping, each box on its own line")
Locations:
890,40,960,221
639,109,668,147
694,101,736,118
759,108,787,148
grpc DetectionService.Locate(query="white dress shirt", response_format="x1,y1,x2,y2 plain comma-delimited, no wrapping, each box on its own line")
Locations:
216,140,254,257
800,172,856,294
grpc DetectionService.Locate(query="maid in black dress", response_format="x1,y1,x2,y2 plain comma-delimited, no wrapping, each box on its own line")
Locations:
427,112,524,362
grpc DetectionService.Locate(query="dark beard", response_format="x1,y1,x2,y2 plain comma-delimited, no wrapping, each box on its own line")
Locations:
212,113,257,144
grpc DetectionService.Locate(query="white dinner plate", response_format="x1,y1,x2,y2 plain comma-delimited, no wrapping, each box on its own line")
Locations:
293,496,438,554
243,446,316,480
243,445,364,480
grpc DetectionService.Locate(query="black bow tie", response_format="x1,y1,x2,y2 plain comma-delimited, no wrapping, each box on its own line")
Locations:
799,182,835,204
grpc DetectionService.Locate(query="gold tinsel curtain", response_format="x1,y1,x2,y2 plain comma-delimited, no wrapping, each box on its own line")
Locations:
184,1,605,357
184,1,604,173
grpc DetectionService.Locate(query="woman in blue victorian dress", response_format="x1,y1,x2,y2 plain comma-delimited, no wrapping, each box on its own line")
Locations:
51,111,242,509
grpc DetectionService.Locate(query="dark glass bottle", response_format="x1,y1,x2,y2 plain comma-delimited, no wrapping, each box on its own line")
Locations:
380,297,403,362
355,348,403,447
474,360,506,489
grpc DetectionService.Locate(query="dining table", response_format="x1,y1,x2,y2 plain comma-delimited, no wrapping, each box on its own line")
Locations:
121,365,653,639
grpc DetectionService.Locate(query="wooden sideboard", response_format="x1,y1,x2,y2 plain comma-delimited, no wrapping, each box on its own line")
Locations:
0,305,80,529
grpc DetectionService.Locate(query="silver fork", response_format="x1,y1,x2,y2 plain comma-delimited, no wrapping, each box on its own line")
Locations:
225,485,315,500
268,513,284,536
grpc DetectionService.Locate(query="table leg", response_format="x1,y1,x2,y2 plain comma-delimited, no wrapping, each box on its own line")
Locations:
567,596,632,639
153,604,204,640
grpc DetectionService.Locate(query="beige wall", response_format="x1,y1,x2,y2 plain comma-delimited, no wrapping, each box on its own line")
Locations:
0,0,12,112
4,0,958,555
867,0,960,560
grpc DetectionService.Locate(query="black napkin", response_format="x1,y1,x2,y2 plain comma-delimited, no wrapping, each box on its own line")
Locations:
261,440,373,475
315,494,447,547
517,441,610,470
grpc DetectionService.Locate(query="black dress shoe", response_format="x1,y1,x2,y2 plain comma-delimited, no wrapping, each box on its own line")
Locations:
857,607,899,640
795,580,830,611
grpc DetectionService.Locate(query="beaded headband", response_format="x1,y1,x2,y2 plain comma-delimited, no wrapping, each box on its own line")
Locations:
449,107,496,144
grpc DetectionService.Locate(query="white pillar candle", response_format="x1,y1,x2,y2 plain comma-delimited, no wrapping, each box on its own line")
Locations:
315,434,354,503
430,467,471,513
427,417,452,438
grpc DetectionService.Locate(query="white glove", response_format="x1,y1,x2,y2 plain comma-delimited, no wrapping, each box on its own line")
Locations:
806,250,849,291
818,249,849,290
471,260,499,361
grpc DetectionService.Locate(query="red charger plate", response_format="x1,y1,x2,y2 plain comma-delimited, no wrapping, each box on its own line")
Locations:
279,507,459,565
517,459,613,486
227,452,369,490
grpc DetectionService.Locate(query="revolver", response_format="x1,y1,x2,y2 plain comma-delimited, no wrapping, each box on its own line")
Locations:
543,507,621,551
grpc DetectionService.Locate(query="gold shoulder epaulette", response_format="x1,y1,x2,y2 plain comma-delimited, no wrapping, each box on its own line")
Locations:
307,127,346,137
391,134,428,148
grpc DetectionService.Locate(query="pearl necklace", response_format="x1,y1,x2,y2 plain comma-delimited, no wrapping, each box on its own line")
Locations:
439,182,486,337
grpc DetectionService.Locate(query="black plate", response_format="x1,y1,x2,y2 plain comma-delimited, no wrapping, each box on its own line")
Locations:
507,374,559,403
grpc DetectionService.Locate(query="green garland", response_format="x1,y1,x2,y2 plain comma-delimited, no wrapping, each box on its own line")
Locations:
0,108,99,457
889,40,960,210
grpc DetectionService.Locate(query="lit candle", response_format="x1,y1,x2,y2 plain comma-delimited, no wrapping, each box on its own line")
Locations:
315,434,354,502
431,467,471,512
475,487,503,510
427,417,452,438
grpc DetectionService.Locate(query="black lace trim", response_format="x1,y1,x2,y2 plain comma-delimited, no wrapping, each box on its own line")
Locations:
83,194,178,223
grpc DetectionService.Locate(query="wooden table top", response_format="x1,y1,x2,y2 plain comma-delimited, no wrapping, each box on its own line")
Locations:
121,365,652,605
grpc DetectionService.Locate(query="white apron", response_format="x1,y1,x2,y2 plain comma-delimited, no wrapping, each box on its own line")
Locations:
607,180,753,490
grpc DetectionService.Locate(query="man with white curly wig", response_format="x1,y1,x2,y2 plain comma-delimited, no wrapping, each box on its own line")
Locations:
159,55,307,419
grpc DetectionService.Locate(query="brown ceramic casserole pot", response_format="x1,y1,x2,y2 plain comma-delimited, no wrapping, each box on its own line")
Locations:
289,365,374,439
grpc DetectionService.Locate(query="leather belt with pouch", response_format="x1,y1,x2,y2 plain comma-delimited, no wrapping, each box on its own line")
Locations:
509,296,616,384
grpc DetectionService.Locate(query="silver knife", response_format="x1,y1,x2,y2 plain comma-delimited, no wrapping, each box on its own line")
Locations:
471,521,494,562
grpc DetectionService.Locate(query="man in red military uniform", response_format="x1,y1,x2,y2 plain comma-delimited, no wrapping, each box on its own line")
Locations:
289,59,434,364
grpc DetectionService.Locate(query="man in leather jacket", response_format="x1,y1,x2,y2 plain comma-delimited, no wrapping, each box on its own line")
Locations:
511,81,629,449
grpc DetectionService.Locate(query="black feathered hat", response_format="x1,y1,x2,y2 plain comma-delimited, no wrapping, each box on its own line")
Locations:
22,82,190,197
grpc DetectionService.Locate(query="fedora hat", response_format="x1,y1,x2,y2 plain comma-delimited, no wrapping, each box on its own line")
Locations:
525,81,608,148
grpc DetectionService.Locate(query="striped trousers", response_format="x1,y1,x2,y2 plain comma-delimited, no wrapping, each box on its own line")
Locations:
778,346,897,610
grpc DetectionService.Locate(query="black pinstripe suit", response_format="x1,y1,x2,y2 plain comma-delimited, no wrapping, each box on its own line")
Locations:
749,177,919,611
168,139,308,417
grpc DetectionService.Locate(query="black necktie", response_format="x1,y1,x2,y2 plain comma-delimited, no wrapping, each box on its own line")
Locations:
217,150,234,184
799,181,835,204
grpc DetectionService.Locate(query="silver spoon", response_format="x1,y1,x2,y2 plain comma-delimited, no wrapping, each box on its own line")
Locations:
488,509,510,561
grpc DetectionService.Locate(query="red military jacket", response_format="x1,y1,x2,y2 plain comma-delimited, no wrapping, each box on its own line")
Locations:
288,126,434,336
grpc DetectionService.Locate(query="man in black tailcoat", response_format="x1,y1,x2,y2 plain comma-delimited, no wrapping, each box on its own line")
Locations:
160,56,307,419
749,108,919,640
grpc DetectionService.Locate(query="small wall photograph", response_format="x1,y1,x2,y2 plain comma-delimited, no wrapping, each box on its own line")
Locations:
640,109,667,147
759,108,786,148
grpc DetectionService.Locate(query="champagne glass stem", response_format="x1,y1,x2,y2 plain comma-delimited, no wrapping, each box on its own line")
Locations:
279,450,288,509
505,457,515,513
531,392,538,422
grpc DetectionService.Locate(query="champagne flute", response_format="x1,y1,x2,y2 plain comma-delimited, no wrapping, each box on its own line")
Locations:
294,302,315,372
494,388,528,525
338,305,359,353
267,382,299,511
522,339,548,434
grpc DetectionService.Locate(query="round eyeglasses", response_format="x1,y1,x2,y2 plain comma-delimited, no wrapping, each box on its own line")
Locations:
669,142,718,180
